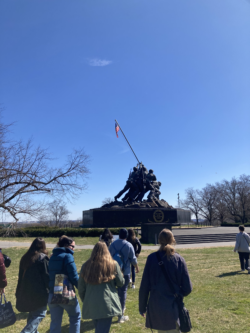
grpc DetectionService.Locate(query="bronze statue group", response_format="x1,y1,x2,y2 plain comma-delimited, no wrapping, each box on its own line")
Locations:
114,164,162,203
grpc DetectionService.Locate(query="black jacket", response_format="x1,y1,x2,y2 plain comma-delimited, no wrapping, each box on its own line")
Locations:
16,253,49,312
128,237,141,256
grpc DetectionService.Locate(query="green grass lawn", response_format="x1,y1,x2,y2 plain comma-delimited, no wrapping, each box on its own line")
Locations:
1,246,249,332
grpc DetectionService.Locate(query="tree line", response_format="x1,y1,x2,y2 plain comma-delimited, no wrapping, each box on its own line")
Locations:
181,174,250,225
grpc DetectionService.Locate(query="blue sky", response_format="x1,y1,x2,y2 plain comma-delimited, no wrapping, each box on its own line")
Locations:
0,0,250,220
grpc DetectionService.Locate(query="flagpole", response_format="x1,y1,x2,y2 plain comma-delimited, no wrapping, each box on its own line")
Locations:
115,119,140,164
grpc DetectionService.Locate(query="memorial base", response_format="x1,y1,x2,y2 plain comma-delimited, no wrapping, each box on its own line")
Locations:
141,223,180,244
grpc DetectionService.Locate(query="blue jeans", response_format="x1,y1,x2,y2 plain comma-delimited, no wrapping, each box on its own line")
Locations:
93,317,113,333
131,264,135,283
20,306,47,333
48,294,81,333
118,274,130,314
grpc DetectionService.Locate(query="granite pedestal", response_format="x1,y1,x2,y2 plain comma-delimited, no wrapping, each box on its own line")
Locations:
141,223,180,244
82,207,190,228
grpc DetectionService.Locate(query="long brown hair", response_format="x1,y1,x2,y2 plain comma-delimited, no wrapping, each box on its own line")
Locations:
127,229,136,245
158,229,176,257
20,237,48,271
81,242,116,285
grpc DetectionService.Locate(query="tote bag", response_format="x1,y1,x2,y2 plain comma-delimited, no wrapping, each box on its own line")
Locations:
50,274,76,305
0,293,16,328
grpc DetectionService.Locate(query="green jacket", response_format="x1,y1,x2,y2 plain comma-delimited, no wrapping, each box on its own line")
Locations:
78,261,124,319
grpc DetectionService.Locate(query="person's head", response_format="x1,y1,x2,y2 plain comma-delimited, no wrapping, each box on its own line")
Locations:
149,169,154,174
158,181,162,187
119,228,128,240
101,228,113,240
133,167,138,172
127,229,136,244
81,241,116,285
158,229,176,257
20,237,48,270
57,235,75,251
239,225,245,232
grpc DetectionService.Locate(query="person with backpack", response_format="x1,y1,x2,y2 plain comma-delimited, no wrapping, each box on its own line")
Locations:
78,242,124,333
100,228,113,248
15,238,49,333
0,249,7,295
127,229,141,289
48,235,81,333
234,225,250,272
139,229,192,333
109,228,139,323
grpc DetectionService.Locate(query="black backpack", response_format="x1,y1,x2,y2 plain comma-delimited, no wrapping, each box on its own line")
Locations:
3,254,11,268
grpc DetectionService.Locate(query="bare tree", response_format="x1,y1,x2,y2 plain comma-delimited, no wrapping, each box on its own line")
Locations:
196,184,218,225
180,188,200,224
220,175,250,224
46,199,70,226
102,197,113,205
0,116,90,224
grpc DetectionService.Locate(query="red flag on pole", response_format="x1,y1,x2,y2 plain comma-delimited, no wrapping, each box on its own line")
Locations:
115,121,120,138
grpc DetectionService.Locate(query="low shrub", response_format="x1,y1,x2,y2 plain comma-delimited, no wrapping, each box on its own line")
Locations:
0,227,123,237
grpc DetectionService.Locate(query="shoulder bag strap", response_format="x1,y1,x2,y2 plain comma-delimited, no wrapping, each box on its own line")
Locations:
243,234,249,245
155,252,178,298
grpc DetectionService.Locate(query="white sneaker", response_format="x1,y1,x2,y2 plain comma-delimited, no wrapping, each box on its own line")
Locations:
241,269,245,272
132,284,135,289
118,315,129,323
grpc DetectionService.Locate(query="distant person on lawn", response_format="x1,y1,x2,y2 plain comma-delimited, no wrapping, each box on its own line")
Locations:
234,225,250,272
109,228,139,323
100,228,113,248
139,229,192,333
127,228,141,288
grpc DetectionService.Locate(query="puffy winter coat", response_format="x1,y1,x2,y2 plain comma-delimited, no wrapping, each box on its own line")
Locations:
0,251,7,289
16,253,49,312
48,247,79,293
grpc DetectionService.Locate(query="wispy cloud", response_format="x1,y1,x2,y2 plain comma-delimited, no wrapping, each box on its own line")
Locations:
119,147,130,154
88,58,112,67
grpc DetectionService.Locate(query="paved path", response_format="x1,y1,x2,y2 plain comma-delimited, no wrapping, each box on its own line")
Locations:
172,226,250,236
0,240,235,250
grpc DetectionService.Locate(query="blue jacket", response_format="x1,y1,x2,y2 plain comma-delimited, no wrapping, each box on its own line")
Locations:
109,239,137,275
48,247,79,293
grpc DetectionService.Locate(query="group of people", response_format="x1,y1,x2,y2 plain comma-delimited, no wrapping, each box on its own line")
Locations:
0,227,194,333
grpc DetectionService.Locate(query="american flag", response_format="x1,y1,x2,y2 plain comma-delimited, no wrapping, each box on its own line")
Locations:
115,121,120,138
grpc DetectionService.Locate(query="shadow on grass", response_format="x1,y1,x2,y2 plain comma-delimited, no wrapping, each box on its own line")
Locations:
15,312,29,321
46,320,95,333
216,270,245,278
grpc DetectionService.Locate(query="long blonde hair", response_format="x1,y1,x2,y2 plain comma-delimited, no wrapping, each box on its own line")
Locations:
81,242,116,285
158,229,176,257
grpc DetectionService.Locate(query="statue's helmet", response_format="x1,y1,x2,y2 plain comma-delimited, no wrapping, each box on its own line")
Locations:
149,169,154,173
133,167,138,172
